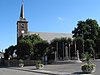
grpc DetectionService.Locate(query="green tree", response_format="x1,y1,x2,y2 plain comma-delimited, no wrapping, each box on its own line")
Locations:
17,34,49,60
72,19,99,40
72,19,100,54
95,27,100,58
17,39,33,59
49,37,74,60
73,37,84,58
4,45,16,60
95,38,100,58
34,40,49,59
85,39,95,54
4,49,9,60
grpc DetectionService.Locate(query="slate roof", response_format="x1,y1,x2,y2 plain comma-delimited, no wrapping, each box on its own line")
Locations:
25,32,72,42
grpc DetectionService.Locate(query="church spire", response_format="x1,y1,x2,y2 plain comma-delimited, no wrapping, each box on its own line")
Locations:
17,0,28,42
20,0,25,19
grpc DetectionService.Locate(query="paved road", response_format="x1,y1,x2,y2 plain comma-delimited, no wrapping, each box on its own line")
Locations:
43,60,100,75
0,59,100,75
0,68,47,75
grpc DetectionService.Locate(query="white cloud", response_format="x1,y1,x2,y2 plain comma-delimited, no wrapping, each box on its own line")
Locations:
58,17,63,21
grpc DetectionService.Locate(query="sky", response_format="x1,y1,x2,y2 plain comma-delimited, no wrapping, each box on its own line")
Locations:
0,0,100,51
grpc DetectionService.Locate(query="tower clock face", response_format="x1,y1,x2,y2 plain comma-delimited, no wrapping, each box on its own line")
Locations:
21,30,25,34
21,23,24,29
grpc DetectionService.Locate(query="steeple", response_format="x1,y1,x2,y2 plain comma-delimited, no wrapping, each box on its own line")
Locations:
20,0,25,20
17,0,28,42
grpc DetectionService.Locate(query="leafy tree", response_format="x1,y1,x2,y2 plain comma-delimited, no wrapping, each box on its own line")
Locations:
4,45,16,60
95,28,100,58
72,19,99,40
73,37,84,58
17,39,33,59
72,19,100,54
49,37,73,60
34,40,49,60
95,38,100,58
84,39,95,54
4,49,9,60
17,34,48,60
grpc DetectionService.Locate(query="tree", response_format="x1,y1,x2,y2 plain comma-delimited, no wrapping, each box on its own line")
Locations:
4,45,16,60
72,19,100,54
49,37,74,60
72,19,99,40
17,39,33,59
16,34,49,60
95,27,100,58
34,40,49,60
95,38,100,58
73,37,84,58
85,39,95,54
4,49,9,60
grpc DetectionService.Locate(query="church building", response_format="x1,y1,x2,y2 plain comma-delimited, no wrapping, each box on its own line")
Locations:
17,1,72,43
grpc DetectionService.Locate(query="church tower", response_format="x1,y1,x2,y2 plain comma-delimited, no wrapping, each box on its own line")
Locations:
17,0,28,41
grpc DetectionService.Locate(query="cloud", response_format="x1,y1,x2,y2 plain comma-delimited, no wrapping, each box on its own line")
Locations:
58,17,63,21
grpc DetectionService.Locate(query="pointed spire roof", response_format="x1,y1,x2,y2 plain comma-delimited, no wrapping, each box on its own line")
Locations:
20,0,25,20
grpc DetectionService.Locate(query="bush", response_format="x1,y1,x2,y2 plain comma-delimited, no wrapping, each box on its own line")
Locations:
81,63,96,73
81,52,96,73
19,59,24,64
35,60,44,69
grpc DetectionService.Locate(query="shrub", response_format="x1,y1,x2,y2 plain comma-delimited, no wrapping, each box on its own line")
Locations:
81,63,96,73
35,60,44,69
19,59,24,64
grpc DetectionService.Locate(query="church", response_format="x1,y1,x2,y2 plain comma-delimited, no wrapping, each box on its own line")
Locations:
17,1,72,43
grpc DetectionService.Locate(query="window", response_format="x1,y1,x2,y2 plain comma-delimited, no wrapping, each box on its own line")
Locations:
21,23,24,29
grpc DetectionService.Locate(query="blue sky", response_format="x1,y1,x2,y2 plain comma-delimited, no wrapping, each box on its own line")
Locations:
0,0,100,51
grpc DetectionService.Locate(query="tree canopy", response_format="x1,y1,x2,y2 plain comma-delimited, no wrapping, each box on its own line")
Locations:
72,19,100,41
72,19,100,58
17,34,49,60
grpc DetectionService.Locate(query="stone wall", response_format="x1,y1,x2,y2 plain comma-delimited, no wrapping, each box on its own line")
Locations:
4,60,35,67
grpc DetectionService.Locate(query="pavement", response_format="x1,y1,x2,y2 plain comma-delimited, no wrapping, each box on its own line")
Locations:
1,59,100,75
0,67,46,75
